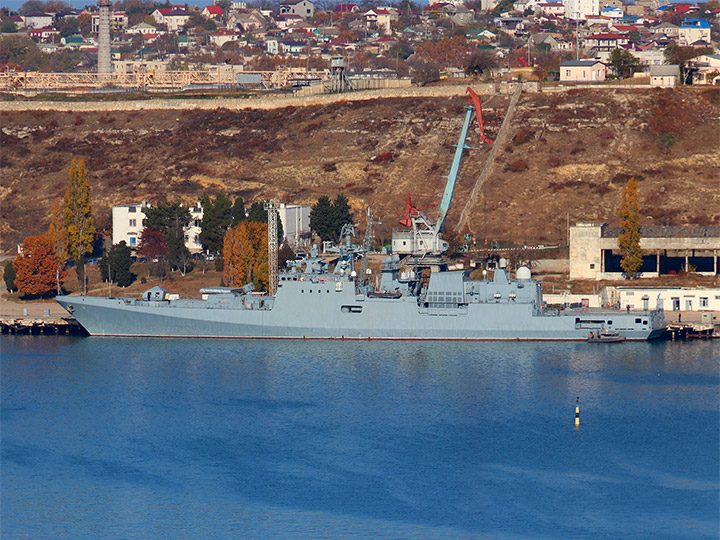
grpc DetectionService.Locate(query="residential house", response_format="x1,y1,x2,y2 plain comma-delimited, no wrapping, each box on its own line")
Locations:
23,12,54,29
126,22,159,36
599,6,623,20
335,4,359,14
650,21,679,38
164,10,191,32
276,203,311,248
560,59,606,81
210,29,238,47
584,32,628,52
585,14,613,26
678,19,711,47
446,4,475,26
365,8,399,35
202,5,224,20
279,0,315,19
28,27,60,42
536,2,565,16
91,11,128,33
151,7,173,25
691,54,720,84
649,64,679,86
530,32,560,51
231,10,266,32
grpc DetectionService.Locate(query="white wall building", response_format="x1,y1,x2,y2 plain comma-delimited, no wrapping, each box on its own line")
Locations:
112,202,149,249
112,202,204,253
612,287,720,312
565,0,599,19
277,203,311,248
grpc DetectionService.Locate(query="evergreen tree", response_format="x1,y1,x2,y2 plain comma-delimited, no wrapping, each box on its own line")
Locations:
310,196,335,242
100,241,135,287
199,194,233,254
143,201,193,274
230,197,246,227
4,260,16,292
331,193,354,242
63,157,95,284
618,177,643,278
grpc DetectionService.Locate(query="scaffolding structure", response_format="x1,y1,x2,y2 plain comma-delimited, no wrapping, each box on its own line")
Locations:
264,200,278,297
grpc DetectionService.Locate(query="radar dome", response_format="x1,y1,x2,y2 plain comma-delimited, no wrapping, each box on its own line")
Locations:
517,266,532,280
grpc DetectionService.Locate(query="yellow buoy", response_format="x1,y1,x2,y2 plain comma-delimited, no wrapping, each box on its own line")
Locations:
575,397,580,429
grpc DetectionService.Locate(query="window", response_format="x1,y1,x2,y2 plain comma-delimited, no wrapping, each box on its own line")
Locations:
129,237,136,246
129,206,136,213
590,264,595,269
129,219,136,227
700,297,709,308
685,299,692,310
671,297,680,310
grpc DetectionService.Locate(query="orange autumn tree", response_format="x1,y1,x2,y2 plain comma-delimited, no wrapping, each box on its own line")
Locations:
223,221,269,291
13,235,66,297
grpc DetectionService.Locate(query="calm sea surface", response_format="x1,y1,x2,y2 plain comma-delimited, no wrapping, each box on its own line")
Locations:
1,336,718,540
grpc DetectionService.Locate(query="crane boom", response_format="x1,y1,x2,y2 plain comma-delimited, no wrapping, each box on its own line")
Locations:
434,99,474,233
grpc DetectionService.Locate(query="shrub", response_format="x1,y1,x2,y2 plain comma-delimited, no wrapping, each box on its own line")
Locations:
507,159,528,172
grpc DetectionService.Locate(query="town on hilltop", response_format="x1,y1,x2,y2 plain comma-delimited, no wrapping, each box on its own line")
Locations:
1,0,719,89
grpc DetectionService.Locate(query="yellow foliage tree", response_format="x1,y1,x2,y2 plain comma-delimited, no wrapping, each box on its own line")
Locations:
618,177,643,278
63,157,95,282
47,199,68,262
223,221,268,291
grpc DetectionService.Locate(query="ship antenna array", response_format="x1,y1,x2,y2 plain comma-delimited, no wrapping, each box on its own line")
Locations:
265,200,278,296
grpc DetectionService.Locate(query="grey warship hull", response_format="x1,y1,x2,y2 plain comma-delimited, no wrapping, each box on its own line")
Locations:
56,270,665,340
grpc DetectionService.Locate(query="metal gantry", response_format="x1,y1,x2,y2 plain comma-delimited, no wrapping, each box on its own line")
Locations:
264,200,278,297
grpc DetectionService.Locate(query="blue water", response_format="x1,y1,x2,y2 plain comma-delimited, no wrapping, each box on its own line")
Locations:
1,336,718,540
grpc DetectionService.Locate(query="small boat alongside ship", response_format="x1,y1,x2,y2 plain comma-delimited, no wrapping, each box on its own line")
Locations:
587,331,627,343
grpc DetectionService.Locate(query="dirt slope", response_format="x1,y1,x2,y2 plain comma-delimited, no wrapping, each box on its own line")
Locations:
1,87,718,253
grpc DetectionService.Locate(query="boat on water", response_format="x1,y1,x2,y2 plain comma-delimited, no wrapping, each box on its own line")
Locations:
56,89,666,341
56,246,665,340
587,331,627,343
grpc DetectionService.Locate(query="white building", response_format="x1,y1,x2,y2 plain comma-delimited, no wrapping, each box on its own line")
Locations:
277,203,311,248
112,202,149,249
560,60,606,82
614,287,720,312
649,65,680,87
565,0,599,19
112,202,204,253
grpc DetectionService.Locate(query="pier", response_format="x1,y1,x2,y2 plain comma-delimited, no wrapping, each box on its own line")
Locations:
0,300,86,336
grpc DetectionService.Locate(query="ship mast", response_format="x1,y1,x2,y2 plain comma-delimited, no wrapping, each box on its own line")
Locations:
265,200,278,296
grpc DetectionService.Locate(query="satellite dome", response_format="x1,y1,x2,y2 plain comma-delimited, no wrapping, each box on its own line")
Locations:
517,266,532,280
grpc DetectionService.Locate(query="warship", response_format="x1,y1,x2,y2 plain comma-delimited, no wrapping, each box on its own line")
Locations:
56,89,666,341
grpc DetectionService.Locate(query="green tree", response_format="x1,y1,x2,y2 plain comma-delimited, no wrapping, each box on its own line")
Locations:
143,201,193,275
310,194,354,243
331,193,353,242
0,20,18,32
310,195,335,242
609,48,640,79
63,157,95,285
198,193,233,254
230,197,246,226
4,260,17,292
100,241,135,287
618,177,643,278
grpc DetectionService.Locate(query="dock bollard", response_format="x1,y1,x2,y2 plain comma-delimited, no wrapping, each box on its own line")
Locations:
575,397,580,429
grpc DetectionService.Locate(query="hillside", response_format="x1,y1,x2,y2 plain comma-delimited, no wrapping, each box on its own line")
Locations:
1,86,718,254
